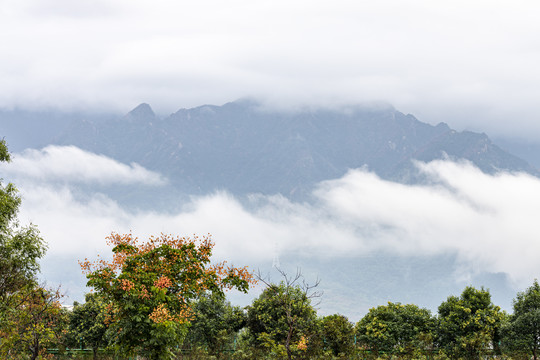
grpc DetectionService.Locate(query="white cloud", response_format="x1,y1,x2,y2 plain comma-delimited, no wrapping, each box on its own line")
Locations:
12,157,540,301
1,1,540,137
0,145,166,185
316,161,540,286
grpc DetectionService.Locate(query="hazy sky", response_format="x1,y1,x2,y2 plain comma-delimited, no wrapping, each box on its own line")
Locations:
2,1,540,138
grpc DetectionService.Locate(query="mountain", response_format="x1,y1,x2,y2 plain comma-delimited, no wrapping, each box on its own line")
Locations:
0,99,535,203
0,99,532,317
492,136,540,169
45,99,535,199
0,108,117,152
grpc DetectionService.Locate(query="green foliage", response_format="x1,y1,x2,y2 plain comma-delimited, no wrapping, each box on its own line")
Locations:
501,279,540,360
0,138,10,162
356,302,434,357
246,281,318,359
0,139,48,359
232,328,288,360
83,233,254,360
320,314,355,357
68,293,109,360
0,286,67,360
0,139,47,307
183,292,246,356
437,286,504,360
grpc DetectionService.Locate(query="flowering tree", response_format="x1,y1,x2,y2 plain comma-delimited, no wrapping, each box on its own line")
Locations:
80,232,255,360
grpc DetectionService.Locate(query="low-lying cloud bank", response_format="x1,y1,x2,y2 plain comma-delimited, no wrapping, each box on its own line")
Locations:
316,161,540,285
0,145,166,185
4,146,540,302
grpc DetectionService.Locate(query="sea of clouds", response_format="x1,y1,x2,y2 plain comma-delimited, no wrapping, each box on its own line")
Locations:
2,145,539,315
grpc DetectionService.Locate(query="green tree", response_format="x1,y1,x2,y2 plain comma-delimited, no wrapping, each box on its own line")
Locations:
183,292,246,357
0,139,47,309
81,232,255,360
501,279,540,360
437,286,504,360
68,293,108,360
0,286,67,360
356,302,434,357
0,139,48,359
320,314,355,358
247,268,321,360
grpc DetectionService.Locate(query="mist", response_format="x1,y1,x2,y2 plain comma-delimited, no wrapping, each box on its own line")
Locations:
2,1,540,138
3,146,539,316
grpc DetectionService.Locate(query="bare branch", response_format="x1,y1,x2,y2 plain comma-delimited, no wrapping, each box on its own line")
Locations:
254,266,323,360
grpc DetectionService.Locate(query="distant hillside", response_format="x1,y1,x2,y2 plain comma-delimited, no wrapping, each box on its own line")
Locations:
0,99,536,199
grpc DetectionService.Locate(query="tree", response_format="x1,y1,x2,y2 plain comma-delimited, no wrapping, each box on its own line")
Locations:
320,314,355,358
183,291,246,356
68,293,108,360
437,286,504,360
248,268,321,360
0,139,47,309
81,232,255,360
0,286,67,360
355,302,434,357
0,140,48,358
501,279,540,360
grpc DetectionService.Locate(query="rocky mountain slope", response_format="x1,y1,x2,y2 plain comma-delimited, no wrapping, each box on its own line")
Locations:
1,99,535,199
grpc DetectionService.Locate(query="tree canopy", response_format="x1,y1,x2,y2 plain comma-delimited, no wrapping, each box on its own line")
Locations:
183,291,246,355
68,293,108,360
356,301,434,356
0,286,66,360
0,139,47,306
0,139,49,360
247,269,320,360
320,314,355,357
81,232,255,360
437,286,504,360
501,279,540,360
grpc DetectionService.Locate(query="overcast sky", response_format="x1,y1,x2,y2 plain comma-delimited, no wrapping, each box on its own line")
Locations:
2,1,540,138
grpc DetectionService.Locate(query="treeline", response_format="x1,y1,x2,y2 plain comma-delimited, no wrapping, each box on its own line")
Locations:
182,281,540,360
6,278,540,360
1,138,540,360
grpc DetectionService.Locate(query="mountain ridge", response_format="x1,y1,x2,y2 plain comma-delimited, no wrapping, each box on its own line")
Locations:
0,99,536,199
0,99,532,317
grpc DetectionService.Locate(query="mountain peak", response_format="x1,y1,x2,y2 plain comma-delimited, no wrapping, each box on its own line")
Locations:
127,103,155,120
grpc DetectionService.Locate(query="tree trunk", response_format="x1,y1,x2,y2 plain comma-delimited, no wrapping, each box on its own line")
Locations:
30,342,39,360
286,325,293,360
